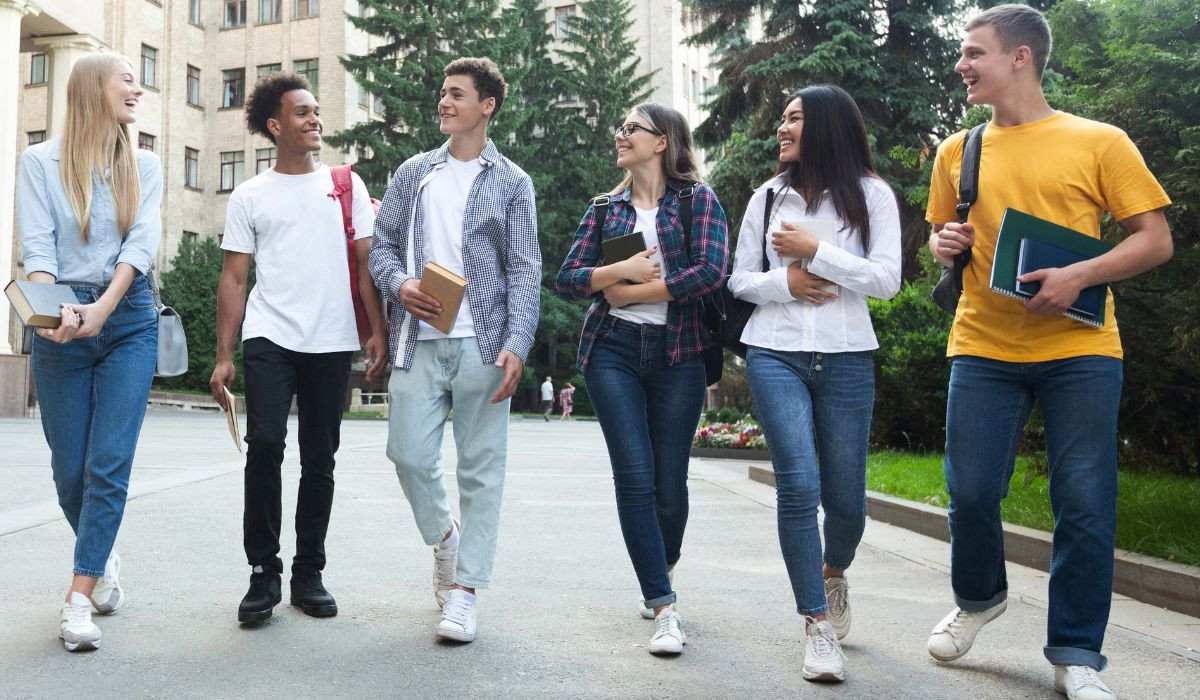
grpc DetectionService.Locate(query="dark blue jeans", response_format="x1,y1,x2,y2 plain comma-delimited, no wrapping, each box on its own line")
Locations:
746,347,874,616
31,276,158,577
585,316,706,608
945,354,1123,671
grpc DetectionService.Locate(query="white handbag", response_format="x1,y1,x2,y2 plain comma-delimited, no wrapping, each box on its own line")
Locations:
147,270,188,377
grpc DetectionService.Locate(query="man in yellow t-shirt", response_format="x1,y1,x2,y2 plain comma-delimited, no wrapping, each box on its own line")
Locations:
923,6,1172,699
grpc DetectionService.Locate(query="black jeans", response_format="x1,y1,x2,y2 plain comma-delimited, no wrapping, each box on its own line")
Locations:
242,337,351,577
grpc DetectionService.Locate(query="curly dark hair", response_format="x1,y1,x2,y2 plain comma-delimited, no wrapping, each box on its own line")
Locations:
444,57,508,119
245,72,312,144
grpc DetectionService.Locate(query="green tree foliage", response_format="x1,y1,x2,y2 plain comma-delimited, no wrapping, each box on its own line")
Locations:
1044,0,1200,473
159,237,252,393
687,0,966,265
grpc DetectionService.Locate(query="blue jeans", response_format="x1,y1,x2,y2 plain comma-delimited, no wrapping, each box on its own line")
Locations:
585,316,706,608
31,276,158,577
386,338,510,589
944,355,1123,671
746,347,874,617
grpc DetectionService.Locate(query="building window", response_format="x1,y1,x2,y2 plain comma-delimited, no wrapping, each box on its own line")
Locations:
140,45,158,89
256,147,277,174
256,63,281,78
295,0,318,18
358,82,369,109
187,65,202,106
223,0,246,27
691,70,699,105
138,133,156,152
373,94,383,114
258,0,279,23
184,230,200,244
185,147,200,189
189,0,203,25
29,53,48,85
222,68,245,108
219,151,245,192
554,5,576,39
294,58,318,96
681,64,689,101
27,130,46,146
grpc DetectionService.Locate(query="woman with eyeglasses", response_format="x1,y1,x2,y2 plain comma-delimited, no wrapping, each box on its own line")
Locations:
15,53,162,652
556,103,728,656
728,85,901,682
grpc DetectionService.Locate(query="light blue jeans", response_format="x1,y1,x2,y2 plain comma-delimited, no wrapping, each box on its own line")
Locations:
31,276,158,576
746,346,874,617
386,338,509,589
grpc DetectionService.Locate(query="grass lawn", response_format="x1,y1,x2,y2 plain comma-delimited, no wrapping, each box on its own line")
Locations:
867,450,1200,568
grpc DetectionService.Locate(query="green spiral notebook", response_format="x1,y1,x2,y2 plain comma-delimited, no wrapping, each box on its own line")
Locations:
989,208,1114,328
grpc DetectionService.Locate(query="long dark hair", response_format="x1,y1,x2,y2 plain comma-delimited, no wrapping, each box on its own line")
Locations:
775,85,876,247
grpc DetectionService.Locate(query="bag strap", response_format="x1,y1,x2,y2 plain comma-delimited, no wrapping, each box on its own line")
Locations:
951,123,986,290
146,269,165,311
330,163,356,237
761,188,774,273
590,194,610,237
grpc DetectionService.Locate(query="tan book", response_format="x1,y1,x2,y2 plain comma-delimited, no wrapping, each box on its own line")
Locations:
418,261,467,335
222,386,243,453
4,279,78,328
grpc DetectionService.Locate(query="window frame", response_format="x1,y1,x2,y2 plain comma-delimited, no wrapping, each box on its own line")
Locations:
219,151,245,192
189,0,203,26
184,147,200,190
138,132,156,152
29,53,48,86
257,0,280,23
294,0,318,18
255,147,277,174
223,0,246,28
554,5,576,39
187,65,202,107
222,68,246,108
293,58,318,96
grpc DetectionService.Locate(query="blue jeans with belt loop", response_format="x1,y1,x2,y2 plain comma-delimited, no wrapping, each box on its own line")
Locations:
745,346,875,617
31,276,159,577
584,316,707,609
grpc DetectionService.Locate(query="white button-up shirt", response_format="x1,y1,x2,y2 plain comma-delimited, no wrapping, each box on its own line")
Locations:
728,175,902,352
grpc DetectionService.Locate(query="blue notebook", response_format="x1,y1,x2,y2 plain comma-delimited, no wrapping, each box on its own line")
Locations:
1013,237,1107,324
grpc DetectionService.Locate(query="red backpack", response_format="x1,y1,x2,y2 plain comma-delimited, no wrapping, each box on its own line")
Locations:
329,163,381,345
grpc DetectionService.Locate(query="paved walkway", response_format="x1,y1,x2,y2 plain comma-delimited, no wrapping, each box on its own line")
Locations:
1,411,1197,698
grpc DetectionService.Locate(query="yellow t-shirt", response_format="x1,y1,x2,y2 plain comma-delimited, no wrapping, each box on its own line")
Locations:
926,112,1171,362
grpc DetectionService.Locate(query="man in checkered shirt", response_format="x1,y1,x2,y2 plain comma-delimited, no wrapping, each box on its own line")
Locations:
368,57,540,644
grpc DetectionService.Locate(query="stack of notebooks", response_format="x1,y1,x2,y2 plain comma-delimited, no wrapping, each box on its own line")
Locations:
989,208,1114,328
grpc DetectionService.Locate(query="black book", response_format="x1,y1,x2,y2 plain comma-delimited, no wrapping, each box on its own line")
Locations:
601,231,647,266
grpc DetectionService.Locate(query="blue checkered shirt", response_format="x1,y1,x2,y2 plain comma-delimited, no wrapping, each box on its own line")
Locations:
368,140,541,370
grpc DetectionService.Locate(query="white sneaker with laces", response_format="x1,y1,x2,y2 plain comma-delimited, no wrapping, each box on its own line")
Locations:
436,589,478,643
59,592,102,652
927,601,1007,661
639,566,676,620
1055,665,1116,700
648,607,686,655
433,520,460,609
802,616,846,682
91,551,124,614
824,575,850,640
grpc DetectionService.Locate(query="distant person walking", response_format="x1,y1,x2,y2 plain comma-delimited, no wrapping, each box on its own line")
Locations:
559,383,575,421
541,376,554,421
16,52,162,652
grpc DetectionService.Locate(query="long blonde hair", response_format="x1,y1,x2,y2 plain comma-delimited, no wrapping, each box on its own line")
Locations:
609,102,701,195
60,53,141,242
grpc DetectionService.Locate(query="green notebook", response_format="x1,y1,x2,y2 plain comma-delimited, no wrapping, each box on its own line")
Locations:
989,208,1114,328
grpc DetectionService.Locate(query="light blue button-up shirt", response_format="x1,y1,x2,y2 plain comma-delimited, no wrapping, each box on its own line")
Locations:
16,139,162,286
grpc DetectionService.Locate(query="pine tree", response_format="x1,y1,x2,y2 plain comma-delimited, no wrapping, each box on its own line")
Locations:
327,0,504,190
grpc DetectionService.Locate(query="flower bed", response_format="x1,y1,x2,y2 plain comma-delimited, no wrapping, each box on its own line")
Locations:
693,420,766,450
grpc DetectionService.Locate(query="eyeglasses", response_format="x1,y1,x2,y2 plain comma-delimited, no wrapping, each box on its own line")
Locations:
614,123,663,139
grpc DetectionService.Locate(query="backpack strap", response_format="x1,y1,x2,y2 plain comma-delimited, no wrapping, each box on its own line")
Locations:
330,163,356,237
761,187,774,272
951,123,987,290
590,194,610,236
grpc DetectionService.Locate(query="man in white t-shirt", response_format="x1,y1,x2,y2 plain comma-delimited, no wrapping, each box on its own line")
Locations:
540,376,553,421
369,57,540,644
209,72,387,625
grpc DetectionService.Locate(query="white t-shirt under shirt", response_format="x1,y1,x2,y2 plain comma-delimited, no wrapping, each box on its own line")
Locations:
221,164,375,353
417,155,485,341
609,205,669,326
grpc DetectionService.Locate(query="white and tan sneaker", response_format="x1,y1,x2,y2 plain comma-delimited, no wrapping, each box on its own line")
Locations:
824,575,850,640
1055,665,1116,700
802,616,846,682
436,589,478,643
648,607,686,655
60,592,102,652
927,601,1007,661
91,551,125,614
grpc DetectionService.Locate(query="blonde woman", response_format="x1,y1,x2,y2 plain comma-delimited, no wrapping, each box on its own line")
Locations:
556,103,729,655
15,53,162,652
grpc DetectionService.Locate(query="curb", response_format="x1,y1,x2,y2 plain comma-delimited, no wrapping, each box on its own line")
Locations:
690,447,770,461
747,464,1200,619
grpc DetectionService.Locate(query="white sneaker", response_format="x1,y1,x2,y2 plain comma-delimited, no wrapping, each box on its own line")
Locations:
433,520,460,609
648,608,686,655
59,592,102,652
91,551,125,614
1055,665,1116,700
436,589,478,643
824,575,850,640
802,616,846,682
639,566,676,620
927,601,1007,661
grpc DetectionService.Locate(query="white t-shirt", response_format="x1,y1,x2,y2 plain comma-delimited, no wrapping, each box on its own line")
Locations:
540,380,553,401
222,164,375,353
609,205,669,325
417,155,484,341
